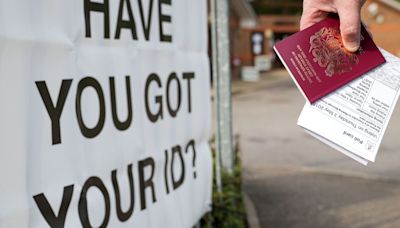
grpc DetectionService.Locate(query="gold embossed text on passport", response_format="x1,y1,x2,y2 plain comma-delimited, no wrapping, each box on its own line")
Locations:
309,27,359,77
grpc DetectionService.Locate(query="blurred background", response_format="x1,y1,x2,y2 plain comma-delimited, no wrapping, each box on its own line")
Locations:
208,0,400,227
223,0,400,80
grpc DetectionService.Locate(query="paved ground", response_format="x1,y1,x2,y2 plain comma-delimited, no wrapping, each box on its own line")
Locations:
232,70,400,228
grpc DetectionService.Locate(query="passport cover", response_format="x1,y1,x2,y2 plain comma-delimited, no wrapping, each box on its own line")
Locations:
274,15,385,103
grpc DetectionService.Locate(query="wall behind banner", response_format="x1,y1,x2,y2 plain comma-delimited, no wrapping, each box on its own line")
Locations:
0,0,213,227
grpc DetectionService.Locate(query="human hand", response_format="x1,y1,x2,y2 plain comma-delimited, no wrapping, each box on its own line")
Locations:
300,0,366,52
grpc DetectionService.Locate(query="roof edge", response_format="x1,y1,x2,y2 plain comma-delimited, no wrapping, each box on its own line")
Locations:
232,0,258,28
379,0,400,12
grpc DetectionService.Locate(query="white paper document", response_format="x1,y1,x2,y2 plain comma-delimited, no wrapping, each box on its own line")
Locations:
298,49,400,165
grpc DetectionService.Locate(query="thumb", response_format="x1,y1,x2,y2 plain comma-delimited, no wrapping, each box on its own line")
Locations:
337,1,362,52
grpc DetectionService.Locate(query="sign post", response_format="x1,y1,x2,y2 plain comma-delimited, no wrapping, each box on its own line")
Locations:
212,0,234,178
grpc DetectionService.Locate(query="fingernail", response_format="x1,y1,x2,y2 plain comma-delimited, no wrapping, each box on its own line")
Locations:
343,39,360,52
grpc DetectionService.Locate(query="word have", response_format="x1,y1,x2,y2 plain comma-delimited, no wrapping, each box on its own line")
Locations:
35,72,195,145
33,140,197,228
84,0,172,42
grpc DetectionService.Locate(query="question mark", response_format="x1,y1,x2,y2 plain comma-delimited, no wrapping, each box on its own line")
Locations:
185,140,197,179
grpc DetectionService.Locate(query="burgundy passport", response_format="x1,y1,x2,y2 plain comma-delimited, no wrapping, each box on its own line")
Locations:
274,15,385,103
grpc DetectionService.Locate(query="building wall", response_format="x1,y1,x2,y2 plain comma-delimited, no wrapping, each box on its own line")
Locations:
230,15,301,70
229,10,247,78
231,28,253,66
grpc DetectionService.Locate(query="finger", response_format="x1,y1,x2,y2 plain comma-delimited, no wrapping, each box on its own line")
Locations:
300,0,333,30
300,10,329,30
337,1,362,52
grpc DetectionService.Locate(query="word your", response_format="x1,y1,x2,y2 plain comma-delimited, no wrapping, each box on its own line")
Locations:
33,139,197,228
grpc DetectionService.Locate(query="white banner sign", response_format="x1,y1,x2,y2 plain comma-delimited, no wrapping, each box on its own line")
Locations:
0,0,212,227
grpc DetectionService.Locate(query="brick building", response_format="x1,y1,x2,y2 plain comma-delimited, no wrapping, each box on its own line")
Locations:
208,0,258,79
229,3,302,77
229,0,258,78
